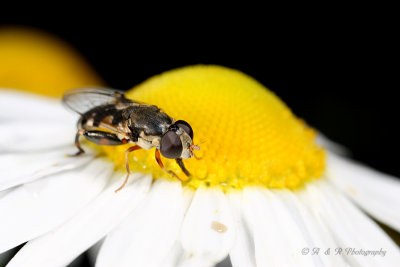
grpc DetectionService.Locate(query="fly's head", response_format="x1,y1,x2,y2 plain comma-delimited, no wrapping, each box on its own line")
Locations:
160,120,200,160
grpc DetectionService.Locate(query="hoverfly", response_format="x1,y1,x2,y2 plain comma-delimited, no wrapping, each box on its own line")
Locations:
62,88,200,192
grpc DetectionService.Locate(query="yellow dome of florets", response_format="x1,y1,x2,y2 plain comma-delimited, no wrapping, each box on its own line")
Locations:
102,65,325,190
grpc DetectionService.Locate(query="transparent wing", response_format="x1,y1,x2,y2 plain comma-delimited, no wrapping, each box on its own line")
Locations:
62,87,133,114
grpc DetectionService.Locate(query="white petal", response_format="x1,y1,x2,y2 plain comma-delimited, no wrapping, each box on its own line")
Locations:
0,148,95,191
179,186,236,266
0,158,111,253
159,189,195,267
178,256,215,267
0,89,74,122
226,191,256,267
96,179,184,267
163,242,187,267
242,187,316,267
0,121,75,152
0,188,11,199
7,173,152,267
327,153,400,232
182,187,195,215
88,238,104,266
301,180,400,267
276,190,348,267
316,133,351,156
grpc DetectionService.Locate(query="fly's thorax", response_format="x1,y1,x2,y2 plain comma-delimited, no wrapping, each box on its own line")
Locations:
127,106,172,138
135,132,161,150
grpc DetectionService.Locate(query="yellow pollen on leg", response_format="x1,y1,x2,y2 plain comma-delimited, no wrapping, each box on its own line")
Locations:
101,65,325,190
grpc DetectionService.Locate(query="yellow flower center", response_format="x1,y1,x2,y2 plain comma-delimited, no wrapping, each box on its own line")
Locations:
101,65,325,190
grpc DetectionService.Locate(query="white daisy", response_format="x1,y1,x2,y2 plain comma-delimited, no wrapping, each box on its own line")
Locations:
1,65,400,267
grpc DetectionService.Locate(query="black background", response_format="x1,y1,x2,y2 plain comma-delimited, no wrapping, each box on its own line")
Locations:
0,15,398,266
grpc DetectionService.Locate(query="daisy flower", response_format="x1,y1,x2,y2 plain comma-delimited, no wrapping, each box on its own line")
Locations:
1,30,400,267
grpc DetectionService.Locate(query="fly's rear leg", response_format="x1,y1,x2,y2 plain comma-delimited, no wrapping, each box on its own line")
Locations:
71,129,86,156
71,129,137,192
115,145,142,193
70,129,128,156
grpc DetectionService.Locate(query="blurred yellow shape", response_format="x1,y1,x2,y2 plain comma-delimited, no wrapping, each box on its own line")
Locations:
0,27,103,97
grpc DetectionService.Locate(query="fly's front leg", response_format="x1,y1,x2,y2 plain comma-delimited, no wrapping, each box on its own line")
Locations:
71,129,128,156
115,145,142,193
155,149,186,182
175,158,191,177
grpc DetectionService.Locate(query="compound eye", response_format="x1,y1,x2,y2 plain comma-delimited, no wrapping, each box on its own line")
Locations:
160,131,183,159
175,120,193,139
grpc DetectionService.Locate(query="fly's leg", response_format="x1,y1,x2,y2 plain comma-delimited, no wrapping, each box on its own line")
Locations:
175,158,191,177
69,128,133,192
155,149,185,181
71,129,86,156
115,145,142,193
83,130,128,146
193,153,202,160
70,129,128,157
